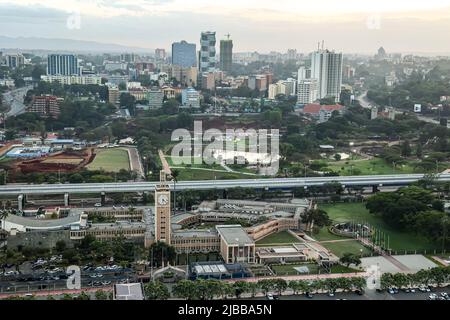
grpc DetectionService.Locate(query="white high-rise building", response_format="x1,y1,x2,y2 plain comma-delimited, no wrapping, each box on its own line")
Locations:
297,79,318,104
310,49,343,102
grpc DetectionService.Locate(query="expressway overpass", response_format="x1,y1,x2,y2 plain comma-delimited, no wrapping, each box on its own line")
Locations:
1,174,449,197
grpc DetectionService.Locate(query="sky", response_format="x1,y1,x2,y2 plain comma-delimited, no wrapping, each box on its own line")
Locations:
1,0,450,53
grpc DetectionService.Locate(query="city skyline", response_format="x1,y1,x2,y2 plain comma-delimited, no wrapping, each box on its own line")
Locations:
1,0,450,53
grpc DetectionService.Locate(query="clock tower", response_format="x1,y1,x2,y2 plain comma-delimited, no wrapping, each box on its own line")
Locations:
155,170,172,244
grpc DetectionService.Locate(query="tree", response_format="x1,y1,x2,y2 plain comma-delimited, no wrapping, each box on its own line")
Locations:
144,281,170,300
173,280,197,300
55,240,66,253
340,253,362,267
334,153,341,161
233,281,249,299
302,209,332,231
401,140,412,157
95,290,109,300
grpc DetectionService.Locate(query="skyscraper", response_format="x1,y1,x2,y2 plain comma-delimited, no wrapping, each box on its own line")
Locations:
47,54,80,76
219,34,233,73
172,41,197,68
199,31,216,73
310,49,343,102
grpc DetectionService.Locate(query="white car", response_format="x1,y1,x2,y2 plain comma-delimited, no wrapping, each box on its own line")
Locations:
266,294,274,300
429,293,438,300
94,203,102,207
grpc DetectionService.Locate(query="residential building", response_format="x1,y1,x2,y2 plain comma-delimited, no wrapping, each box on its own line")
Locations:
104,61,128,72
219,35,233,73
297,79,319,104
199,31,217,73
47,54,81,76
310,49,343,102
28,95,63,118
181,87,200,108
172,40,197,68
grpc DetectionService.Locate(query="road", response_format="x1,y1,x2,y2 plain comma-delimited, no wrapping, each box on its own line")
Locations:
357,91,440,125
2,86,33,118
249,289,448,301
1,173,450,196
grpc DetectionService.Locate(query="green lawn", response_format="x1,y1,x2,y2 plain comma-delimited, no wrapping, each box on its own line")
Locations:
256,231,301,246
87,148,130,172
318,203,442,253
325,158,415,176
320,240,373,258
175,168,251,181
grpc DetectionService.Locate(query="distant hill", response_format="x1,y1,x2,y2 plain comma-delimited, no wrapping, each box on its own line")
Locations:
0,36,151,53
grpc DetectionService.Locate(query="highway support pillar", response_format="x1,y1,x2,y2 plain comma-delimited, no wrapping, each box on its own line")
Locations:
18,194,25,211
372,185,379,193
64,193,70,207
100,192,106,206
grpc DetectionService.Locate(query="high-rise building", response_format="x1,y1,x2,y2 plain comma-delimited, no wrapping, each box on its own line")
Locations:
120,53,136,63
155,171,171,244
219,34,233,73
199,31,216,73
155,49,166,61
310,49,343,102
47,54,80,76
297,79,318,104
172,41,197,68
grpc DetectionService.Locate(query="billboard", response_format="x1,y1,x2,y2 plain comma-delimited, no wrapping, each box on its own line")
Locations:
414,104,422,113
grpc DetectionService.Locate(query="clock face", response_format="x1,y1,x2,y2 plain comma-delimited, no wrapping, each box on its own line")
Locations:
158,194,169,205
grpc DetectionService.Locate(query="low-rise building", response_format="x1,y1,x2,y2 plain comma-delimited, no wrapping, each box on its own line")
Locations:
181,87,200,108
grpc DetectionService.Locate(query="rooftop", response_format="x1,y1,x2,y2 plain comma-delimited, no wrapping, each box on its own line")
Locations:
114,283,144,300
216,225,254,246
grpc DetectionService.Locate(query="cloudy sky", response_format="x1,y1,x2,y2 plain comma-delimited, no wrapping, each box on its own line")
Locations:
1,0,450,53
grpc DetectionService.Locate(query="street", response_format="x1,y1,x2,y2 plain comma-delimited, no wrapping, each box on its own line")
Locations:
2,85,33,118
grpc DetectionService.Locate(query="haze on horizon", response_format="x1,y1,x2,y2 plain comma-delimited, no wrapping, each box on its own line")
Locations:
1,0,450,54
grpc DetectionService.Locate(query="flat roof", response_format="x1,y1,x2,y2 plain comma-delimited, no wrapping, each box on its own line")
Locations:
172,229,218,238
216,225,254,246
4,214,82,230
114,283,144,300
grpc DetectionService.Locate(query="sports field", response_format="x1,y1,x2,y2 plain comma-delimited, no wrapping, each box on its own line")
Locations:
87,148,130,172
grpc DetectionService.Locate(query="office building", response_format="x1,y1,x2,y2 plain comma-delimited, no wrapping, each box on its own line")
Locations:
310,49,343,102
248,75,267,92
40,75,102,85
47,54,81,76
4,53,25,69
146,88,164,109
172,41,197,68
199,31,217,73
181,87,200,108
120,53,136,63
219,35,233,73
155,48,166,60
